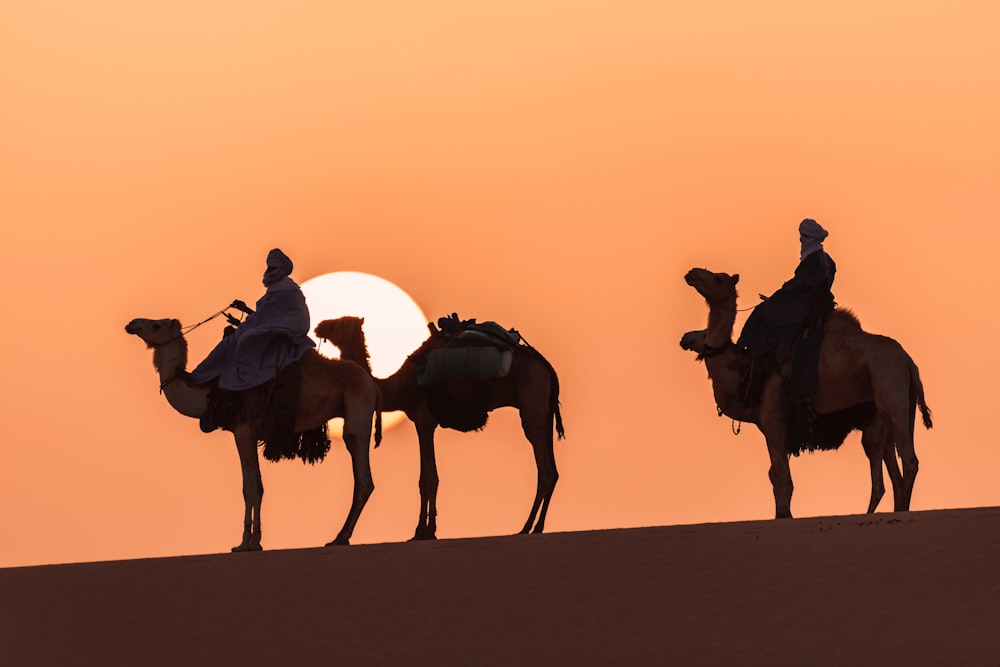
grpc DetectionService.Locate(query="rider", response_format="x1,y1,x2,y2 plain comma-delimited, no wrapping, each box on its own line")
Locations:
192,248,315,431
736,219,837,445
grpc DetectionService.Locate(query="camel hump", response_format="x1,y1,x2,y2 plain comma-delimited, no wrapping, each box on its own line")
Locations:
828,308,862,330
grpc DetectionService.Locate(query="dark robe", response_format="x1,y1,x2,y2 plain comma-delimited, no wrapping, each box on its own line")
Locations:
736,250,836,364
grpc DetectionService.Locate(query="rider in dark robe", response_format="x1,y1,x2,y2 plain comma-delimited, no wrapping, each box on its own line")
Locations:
737,219,836,364
736,219,836,448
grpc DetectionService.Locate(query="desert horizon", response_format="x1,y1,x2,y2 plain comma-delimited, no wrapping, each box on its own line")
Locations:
4,506,999,666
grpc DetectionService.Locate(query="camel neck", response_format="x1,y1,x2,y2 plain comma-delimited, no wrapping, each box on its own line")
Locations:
706,298,737,349
152,337,208,419
335,336,372,375
376,369,410,413
320,320,413,413
152,338,187,385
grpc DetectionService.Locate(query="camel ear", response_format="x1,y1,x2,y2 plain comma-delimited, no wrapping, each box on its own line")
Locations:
732,274,740,285
358,317,365,325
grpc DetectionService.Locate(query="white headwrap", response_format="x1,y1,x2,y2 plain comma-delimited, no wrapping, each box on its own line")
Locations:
799,218,828,261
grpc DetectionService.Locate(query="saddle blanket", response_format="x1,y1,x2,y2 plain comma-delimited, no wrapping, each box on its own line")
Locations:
416,345,514,386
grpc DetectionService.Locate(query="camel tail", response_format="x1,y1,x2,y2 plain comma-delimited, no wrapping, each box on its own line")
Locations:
374,387,384,448
541,353,566,440
520,340,565,440
554,393,566,441
909,357,933,430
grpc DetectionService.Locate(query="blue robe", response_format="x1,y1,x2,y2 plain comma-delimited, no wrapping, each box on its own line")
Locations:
192,277,315,391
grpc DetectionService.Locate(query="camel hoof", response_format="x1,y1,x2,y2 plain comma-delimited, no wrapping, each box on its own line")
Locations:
325,537,350,547
231,543,263,552
409,533,437,542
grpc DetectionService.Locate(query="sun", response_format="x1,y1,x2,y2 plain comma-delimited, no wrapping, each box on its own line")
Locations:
300,272,428,434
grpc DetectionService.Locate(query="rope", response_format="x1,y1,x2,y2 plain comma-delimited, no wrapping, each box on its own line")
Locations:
181,309,230,336
157,306,237,393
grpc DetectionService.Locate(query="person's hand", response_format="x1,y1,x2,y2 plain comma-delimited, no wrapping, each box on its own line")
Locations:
229,299,254,314
224,312,242,327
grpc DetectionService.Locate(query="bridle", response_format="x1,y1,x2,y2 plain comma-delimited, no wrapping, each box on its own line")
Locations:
696,341,731,361
154,307,238,393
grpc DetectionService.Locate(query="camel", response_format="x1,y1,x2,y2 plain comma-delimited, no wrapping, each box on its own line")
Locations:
679,328,903,513
125,317,382,551
682,268,932,518
314,316,565,540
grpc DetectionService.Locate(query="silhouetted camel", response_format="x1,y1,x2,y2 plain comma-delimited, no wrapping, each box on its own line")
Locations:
682,268,932,518
126,317,381,551
315,316,565,539
680,328,903,513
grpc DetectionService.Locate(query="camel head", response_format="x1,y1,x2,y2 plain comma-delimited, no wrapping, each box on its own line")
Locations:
679,329,707,353
314,316,365,347
314,316,372,373
125,318,183,348
684,268,739,307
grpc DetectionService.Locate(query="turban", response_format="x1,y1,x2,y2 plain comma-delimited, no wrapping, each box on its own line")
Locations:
263,248,294,286
798,218,829,241
266,248,293,273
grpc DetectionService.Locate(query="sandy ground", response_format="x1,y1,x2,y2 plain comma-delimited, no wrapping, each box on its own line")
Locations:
3,507,999,666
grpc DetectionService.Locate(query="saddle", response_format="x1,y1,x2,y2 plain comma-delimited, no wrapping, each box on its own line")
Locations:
734,310,832,453
414,313,522,432
730,352,772,409
416,313,520,387
201,383,246,433
201,357,330,464
254,359,330,464
436,312,521,346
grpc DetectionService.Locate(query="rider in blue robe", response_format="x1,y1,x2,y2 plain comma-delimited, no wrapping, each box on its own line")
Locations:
192,248,315,392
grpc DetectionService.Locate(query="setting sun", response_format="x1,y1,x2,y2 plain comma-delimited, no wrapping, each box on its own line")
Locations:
300,271,428,432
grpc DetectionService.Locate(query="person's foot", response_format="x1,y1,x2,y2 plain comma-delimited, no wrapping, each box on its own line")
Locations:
199,411,219,433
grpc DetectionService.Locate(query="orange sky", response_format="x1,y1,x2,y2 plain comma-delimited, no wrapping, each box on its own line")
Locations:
2,2,998,567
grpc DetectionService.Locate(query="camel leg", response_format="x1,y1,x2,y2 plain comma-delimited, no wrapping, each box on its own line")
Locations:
520,412,558,535
761,420,794,518
868,413,905,511
860,422,886,514
412,418,439,541
766,446,794,519
876,383,919,511
893,418,919,511
327,419,375,546
760,386,794,519
232,429,264,552
884,445,904,511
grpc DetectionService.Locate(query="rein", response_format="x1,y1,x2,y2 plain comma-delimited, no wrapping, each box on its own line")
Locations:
158,307,234,393
180,309,231,337
696,341,730,361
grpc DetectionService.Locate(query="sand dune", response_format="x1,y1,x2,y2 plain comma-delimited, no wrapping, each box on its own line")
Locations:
3,507,998,666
